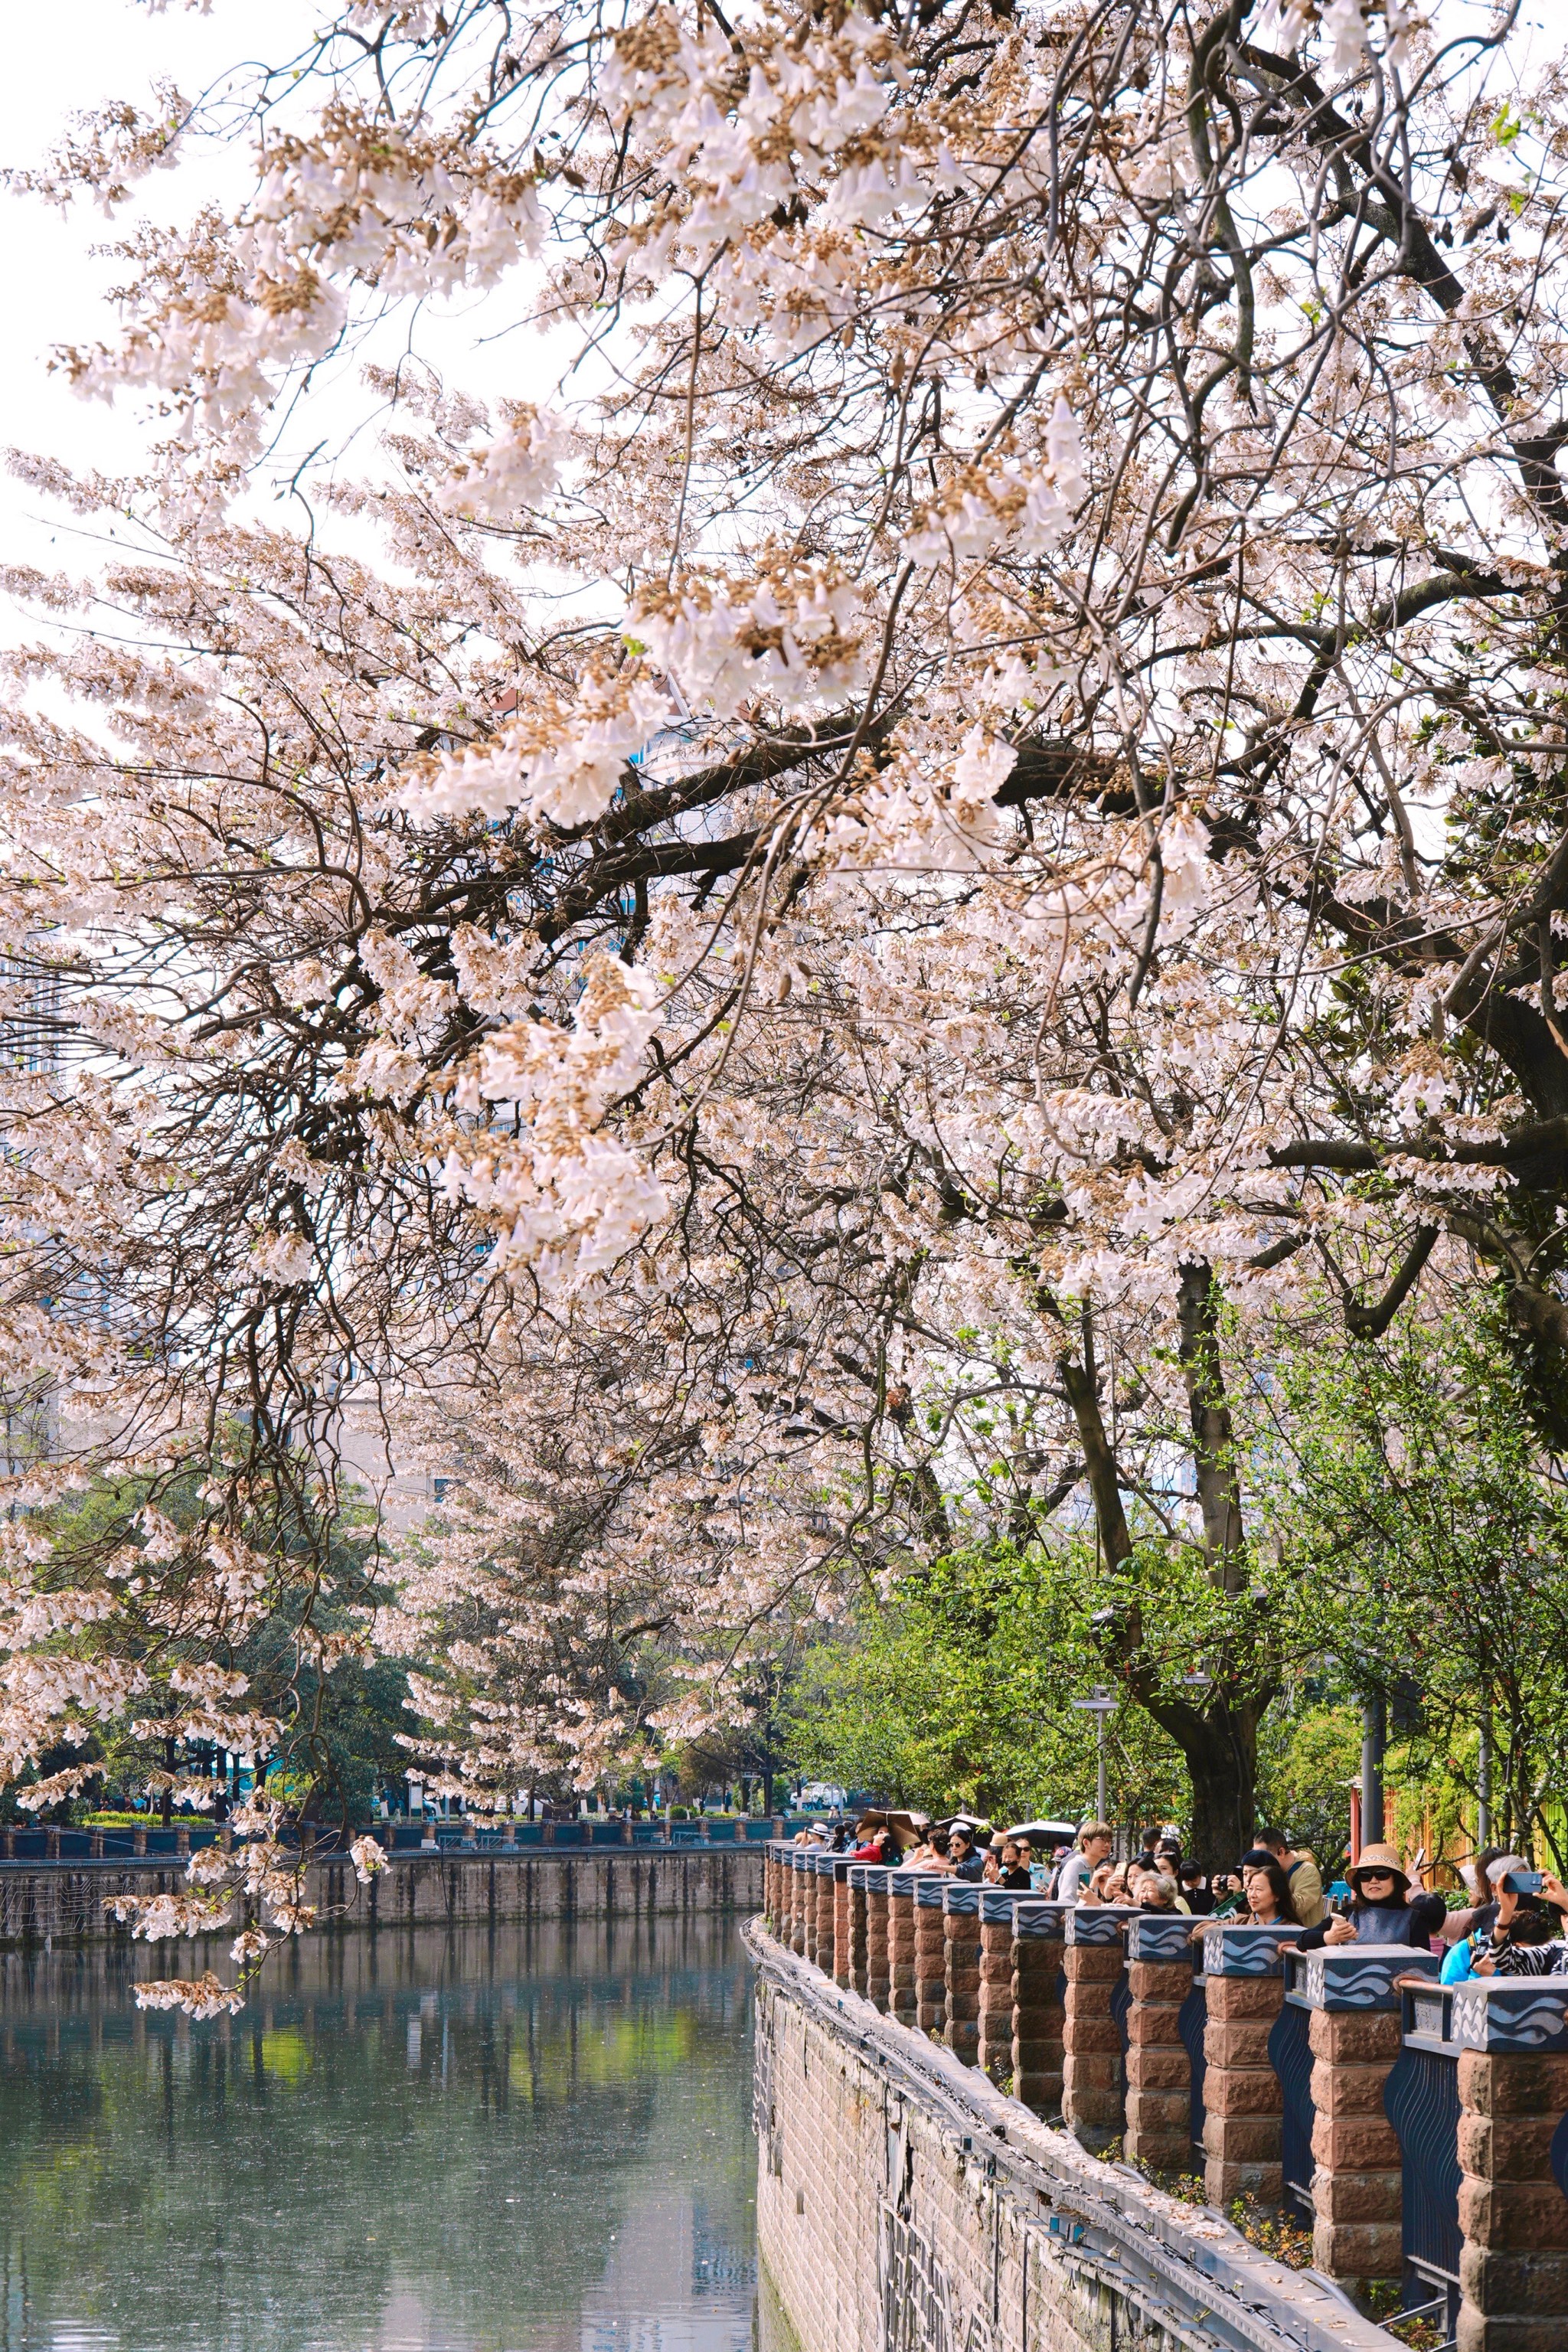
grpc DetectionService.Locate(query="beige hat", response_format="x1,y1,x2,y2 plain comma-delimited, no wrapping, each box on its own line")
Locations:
1350,1844,1409,1883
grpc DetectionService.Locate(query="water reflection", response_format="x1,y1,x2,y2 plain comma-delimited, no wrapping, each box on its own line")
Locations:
0,1914,756,2352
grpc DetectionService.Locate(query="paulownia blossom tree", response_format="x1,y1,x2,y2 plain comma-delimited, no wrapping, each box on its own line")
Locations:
2,0,1567,1976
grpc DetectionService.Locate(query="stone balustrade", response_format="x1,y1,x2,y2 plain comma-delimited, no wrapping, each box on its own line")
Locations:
1010,1898,1068,2120
913,1876,948,2034
867,1867,893,2013
1393,1971,1568,2352
1278,1942,1439,2293
789,1850,808,1956
1123,1909,1200,2173
976,1888,1035,2081
762,1841,1568,2339
831,1857,854,1988
814,1853,836,1971
1201,1921,1306,2207
844,1862,870,1995
1062,1903,1135,2153
942,1880,983,2066
886,1872,916,2024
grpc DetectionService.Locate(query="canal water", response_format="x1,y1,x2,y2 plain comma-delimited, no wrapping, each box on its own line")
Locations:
0,1914,757,2352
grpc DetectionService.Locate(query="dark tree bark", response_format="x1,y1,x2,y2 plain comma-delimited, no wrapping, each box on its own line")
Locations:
1176,1261,1245,1583
1046,1279,1270,1865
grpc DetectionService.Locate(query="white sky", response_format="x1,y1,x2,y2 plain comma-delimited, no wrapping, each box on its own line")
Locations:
0,0,557,596
0,4,305,567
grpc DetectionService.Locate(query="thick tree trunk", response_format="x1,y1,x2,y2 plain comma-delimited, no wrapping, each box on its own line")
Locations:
1041,1277,1271,1867
1176,1260,1245,1586
1158,1701,1261,1871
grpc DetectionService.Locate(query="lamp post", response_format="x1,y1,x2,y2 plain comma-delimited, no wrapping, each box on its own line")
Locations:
1072,1687,1118,1824
1361,1693,1386,1851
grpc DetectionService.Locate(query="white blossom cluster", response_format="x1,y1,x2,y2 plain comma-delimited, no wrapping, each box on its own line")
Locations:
0,0,1563,2004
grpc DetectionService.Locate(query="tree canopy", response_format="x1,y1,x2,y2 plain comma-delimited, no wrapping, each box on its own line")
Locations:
4,0,1568,1991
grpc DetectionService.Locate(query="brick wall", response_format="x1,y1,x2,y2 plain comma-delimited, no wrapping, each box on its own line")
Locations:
750,1922,1390,2352
0,1850,762,1946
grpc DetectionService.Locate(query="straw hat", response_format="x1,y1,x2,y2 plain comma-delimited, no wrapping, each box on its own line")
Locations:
1349,1844,1409,1884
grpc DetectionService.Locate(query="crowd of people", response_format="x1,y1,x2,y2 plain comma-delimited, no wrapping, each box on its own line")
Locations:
791,1813,1568,1968
797,1812,1240,1911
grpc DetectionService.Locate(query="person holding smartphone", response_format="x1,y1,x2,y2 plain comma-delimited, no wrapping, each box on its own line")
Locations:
1472,1865,1568,1975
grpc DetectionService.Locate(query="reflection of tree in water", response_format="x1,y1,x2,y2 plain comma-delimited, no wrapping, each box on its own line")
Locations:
0,1915,756,2352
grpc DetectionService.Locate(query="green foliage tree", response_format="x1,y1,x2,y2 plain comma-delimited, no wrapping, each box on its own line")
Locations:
785,1543,1187,1831
1259,1305,1568,1867
1254,1705,1362,1881
14,1458,406,1833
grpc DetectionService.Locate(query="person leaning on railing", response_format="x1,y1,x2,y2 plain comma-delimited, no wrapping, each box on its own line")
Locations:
1470,1868,1568,1977
987,1837,1031,1890
945,1823,987,1882
1127,1866,1188,1913
1187,1848,1298,1942
1293,1845,1446,1950
1254,1827,1327,1928
893,1831,947,1873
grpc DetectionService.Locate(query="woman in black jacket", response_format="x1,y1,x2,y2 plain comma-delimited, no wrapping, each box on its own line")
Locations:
1295,1844,1445,1951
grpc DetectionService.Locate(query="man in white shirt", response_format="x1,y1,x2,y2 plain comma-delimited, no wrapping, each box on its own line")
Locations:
1054,1821,1112,1902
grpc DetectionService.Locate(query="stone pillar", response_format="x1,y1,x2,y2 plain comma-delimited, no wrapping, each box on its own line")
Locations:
1201,1922,1305,2209
831,1857,854,1988
978,1890,1028,2081
765,1841,779,1928
848,1863,871,1995
887,1873,918,2027
813,1854,835,1970
942,1881,982,2066
1011,1900,1068,2119
1062,1906,1133,2154
1289,1943,1439,2292
1124,1911,1201,2174
914,1876,947,2036
864,1867,893,2012
789,1851,808,1956
1448,1978,1568,2352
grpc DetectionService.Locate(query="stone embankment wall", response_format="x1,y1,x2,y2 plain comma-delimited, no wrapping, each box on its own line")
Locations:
750,1922,1387,2352
0,1849,761,1946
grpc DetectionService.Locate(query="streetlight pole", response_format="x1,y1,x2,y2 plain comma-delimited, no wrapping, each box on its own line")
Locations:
1361,1694,1386,1851
1072,1689,1118,1824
